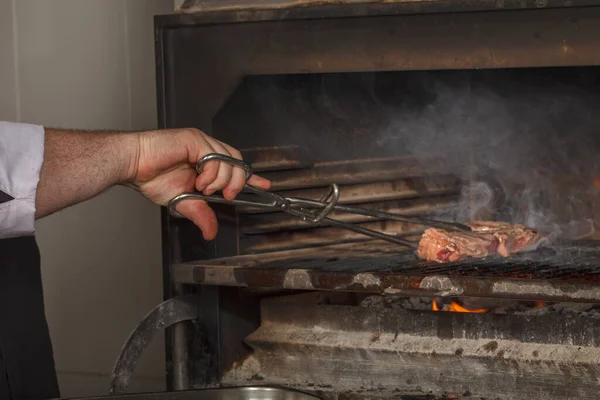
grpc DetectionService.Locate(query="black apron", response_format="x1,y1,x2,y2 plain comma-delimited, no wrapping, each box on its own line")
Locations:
0,236,60,399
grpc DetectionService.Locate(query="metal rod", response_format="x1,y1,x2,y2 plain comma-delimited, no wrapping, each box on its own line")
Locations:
171,299,190,391
321,216,418,248
286,197,470,231
170,224,190,391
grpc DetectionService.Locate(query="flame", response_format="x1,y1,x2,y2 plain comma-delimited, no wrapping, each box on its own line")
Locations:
432,299,545,313
432,298,487,313
448,301,488,313
595,177,600,189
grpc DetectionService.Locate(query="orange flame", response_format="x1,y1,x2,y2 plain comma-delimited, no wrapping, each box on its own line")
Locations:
448,301,487,313
432,298,487,313
594,177,600,189
534,301,545,308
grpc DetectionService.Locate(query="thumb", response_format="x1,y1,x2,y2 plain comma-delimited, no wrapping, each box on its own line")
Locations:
175,199,218,240
248,175,272,191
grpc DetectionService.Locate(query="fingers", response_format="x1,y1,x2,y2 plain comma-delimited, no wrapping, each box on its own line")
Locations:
248,175,272,190
195,159,219,192
202,140,233,196
190,133,229,194
183,129,272,201
175,199,218,240
218,142,248,200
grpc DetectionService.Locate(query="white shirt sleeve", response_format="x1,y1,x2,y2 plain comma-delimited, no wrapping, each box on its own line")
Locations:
0,121,45,239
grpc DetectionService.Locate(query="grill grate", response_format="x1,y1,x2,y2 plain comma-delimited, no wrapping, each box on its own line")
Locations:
253,240,600,276
172,240,600,303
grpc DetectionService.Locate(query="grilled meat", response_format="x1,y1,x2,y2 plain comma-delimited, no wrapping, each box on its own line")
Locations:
417,221,542,263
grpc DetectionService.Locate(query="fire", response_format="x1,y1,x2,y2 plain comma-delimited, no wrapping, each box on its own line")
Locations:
448,301,487,313
534,301,545,308
594,177,600,189
432,298,488,313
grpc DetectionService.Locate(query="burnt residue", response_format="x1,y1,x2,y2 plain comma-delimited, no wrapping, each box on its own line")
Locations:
254,294,600,346
483,341,499,352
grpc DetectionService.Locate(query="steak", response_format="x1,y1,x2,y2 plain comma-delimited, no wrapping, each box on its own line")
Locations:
417,221,542,263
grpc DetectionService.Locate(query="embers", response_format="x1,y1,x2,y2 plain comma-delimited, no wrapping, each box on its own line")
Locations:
359,294,520,314
360,294,600,319
432,298,487,313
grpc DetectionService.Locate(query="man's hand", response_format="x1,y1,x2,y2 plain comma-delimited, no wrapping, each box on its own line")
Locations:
127,129,270,240
36,127,270,240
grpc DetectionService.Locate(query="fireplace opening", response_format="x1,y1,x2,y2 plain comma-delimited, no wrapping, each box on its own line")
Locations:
155,7,600,400
207,66,600,257
167,66,600,399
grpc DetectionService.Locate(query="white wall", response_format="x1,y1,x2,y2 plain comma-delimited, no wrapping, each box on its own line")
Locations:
0,0,173,397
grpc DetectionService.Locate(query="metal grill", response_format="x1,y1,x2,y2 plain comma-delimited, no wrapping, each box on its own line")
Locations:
172,240,600,303
257,241,600,280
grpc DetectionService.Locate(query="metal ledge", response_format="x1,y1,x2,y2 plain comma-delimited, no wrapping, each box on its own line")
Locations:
173,0,600,20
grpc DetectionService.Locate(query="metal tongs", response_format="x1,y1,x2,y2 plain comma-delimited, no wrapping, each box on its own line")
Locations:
167,154,472,248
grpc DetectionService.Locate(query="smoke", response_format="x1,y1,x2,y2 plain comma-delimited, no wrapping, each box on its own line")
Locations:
217,69,600,242
371,69,600,241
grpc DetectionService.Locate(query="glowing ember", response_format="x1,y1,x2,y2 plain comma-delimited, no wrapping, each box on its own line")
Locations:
534,301,545,308
595,177,600,189
432,298,488,313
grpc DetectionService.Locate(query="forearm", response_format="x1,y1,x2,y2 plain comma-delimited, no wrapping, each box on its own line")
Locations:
35,128,138,218
1,122,270,240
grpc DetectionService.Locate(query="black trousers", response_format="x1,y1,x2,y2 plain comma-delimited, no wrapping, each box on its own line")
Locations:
0,236,60,399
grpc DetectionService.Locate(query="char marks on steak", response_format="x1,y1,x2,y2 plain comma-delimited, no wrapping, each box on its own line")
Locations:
417,221,542,263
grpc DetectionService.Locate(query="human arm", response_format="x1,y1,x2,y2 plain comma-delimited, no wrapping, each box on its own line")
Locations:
37,127,271,240
1,122,270,240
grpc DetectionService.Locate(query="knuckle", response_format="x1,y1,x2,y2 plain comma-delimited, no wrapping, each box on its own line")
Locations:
182,128,205,141
186,127,203,136
204,162,218,177
231,149,242,160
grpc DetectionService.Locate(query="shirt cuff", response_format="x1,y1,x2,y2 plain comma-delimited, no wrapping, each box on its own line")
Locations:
0,121,45,239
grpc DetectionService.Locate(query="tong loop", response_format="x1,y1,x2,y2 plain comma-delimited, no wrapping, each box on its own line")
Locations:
196,153,253,180
301,184,340,223
167,153,471,248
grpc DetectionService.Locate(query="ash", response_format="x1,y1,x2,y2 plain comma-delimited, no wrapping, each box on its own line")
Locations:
515,302,600,319
359,295,432,310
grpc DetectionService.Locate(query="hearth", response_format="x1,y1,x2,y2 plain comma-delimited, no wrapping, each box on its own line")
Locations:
109,2,600,399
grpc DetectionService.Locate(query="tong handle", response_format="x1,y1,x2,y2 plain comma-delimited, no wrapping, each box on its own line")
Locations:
168,153,286,218
195,153,253,180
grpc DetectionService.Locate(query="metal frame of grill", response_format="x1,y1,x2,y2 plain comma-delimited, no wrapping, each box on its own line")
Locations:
172,240,600,303
153,3,600,398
